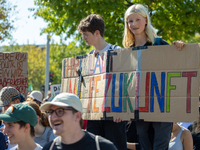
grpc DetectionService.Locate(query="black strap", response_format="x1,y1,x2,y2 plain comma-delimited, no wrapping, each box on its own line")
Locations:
153,38,161,45
109,44,118,50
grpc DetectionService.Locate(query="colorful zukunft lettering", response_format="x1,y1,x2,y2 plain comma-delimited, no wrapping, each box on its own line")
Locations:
61,44,199,122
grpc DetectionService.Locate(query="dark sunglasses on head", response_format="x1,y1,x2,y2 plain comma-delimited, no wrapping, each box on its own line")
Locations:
33,100,41,106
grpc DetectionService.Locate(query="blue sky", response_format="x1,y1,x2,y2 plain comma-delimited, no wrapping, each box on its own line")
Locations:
1,0,67,46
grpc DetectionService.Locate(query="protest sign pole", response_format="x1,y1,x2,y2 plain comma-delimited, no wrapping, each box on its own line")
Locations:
132,47,146,121
76,55,87,98
45,36,50,97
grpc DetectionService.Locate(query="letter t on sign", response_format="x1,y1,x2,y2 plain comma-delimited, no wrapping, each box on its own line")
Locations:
182,71,197,113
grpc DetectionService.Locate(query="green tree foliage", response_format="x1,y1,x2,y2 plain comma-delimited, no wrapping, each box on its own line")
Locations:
2,45,46,90
185,34,200,44
0,0,16,42
2,43,89,90
33,0,200,46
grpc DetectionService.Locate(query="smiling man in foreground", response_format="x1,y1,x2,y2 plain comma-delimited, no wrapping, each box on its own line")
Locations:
40,93,117,150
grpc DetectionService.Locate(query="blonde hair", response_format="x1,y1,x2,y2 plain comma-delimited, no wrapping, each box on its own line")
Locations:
123,4,157,48
191,120,200,134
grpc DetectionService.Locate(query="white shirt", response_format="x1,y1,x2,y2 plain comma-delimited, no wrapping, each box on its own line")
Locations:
91,43,121,54
9,143,42,150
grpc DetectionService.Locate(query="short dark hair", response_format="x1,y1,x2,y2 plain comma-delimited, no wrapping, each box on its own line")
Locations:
78,14,105,37
16,121,35,137
12,97,21,102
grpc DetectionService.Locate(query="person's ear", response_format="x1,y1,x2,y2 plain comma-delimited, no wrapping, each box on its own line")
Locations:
75,112,82,122
95,30,100,36
145,17,147,25
37,115,40,124
24,123,30,133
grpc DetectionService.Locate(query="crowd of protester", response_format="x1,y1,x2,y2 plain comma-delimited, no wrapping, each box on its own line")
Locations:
0,86,199,150
0,3,198,150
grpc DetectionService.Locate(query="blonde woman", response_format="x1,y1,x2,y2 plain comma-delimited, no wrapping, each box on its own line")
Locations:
123,4,184,150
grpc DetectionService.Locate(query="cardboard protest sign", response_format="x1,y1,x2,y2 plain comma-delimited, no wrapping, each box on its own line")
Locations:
61,44,199,122
51,84,61,100
0,52,28,96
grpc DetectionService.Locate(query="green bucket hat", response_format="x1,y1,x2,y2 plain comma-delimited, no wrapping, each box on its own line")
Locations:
0,103,37,127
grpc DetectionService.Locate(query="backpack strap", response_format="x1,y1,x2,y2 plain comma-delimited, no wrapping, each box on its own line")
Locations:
89,49,95,54
49,136,59,150
153,38,161,45
109,44,118,50
95,135,100,150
